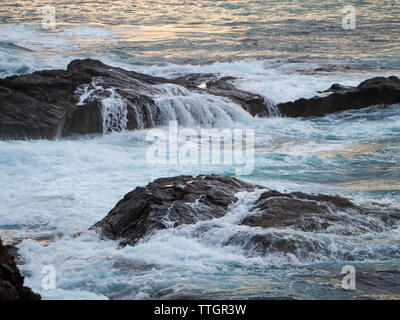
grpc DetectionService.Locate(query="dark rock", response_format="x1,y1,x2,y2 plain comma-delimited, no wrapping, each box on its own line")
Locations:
229,190,400,257
277,76,400,117
0,59,269,140
0,238,41,300
92,175,400,257
241,190,385,233
91,174,257,246
174,73,270,117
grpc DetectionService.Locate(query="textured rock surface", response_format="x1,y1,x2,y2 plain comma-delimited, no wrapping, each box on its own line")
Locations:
92,175,400,252
91,174,257,246
277,76,400,117
228,189,400,257
0,69,90,139
0,59,268,140
0,238,41,300
173,73,270,116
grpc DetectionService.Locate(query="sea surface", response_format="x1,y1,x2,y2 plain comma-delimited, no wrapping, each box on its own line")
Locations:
0,0,400,299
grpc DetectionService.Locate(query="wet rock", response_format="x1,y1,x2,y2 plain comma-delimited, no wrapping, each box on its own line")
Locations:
0,59,269,140
91,174,257,246
225,230,329,259
242,190,385,233
229,190,400,257
0,238,41,300
92,175,400,257
277,76,400,117
0,69,87,139
174,73,270,116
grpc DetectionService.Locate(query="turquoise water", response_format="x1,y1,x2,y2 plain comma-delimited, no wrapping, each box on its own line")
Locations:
0,1,400,299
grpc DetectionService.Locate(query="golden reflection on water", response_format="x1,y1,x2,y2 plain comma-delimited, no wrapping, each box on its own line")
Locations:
336,179,400,191
1,0,399,61
318,141,392,160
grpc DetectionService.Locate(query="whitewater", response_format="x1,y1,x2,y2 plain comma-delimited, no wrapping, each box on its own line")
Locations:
1,62,399,298
1,0,400,299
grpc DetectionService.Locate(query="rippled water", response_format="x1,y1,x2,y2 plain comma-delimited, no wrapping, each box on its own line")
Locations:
1,0,400,73
0,1,400,300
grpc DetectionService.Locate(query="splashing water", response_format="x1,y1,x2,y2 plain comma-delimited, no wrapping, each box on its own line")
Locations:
1,0,400,299
75,80,256,133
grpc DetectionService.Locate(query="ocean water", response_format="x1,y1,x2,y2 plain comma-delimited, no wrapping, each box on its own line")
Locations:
0,1,400,299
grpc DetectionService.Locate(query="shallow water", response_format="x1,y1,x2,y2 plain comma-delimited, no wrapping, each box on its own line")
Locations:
0,0,400,299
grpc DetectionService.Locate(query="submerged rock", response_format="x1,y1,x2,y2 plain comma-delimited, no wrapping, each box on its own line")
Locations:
91,175,400,257
277,76,400,117
0,59,268,140
227,190,400,258
0,238,41,300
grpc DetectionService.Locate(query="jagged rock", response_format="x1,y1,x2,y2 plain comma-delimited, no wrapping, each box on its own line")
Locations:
277,76,400,117
0,69,90,139
242,190,386,233
0,238,41,300
91,175,400,253
91,175,257,246
228,189,400,257
0,59,269,140
174,73,269,116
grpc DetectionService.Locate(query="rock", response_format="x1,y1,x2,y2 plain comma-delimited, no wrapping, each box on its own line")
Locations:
242,190,383,233
228,189,400,257
0,69,88,139
277,76,400,117
92,175,400,258
91,174,257,246
173,73,270,117
0,238,41,300
0,59,269,140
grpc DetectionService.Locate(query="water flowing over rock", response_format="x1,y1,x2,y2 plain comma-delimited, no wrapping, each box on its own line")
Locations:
227,189,400,258
2,59,399,140
91,175,400,257
0,59,267,140
0,238,41,300
173,73,272,117
277,76,400,117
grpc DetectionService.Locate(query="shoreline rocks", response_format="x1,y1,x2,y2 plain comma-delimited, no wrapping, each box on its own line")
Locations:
0,238,41,300
2,59,399,140
277,76,400,117
0,59,268,140
91,174,257,246
91,175,400,255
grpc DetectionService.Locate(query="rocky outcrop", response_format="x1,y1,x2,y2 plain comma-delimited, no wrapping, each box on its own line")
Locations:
0,69,91,139
173,73,270,117
227,189,400,258
91,175,257,246
0,238,41,300
0,59,268,140
277,76,400,117
91,175,400,254
3,60,398,139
